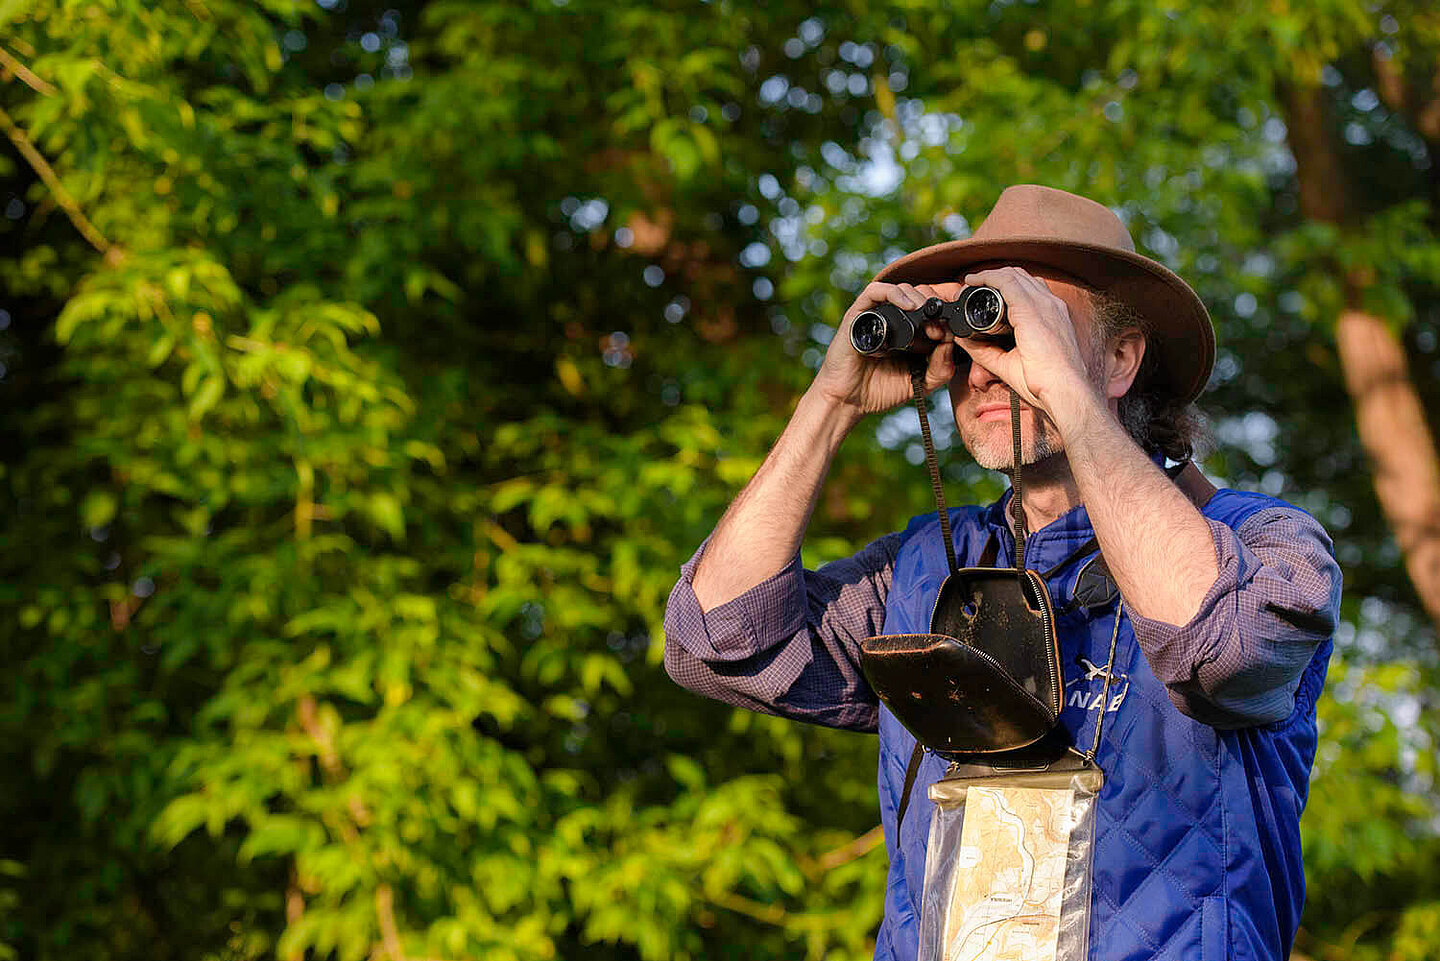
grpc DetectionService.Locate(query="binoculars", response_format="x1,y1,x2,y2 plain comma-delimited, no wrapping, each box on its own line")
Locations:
849,285,1010,355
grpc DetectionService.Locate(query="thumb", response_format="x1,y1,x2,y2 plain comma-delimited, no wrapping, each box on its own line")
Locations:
956,338,1018,384
957,339,1042,408
924,342,956,393
956,338,1013,374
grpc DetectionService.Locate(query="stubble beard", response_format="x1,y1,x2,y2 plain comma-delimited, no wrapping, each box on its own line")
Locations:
954,337,1107,471
956,399,1066,470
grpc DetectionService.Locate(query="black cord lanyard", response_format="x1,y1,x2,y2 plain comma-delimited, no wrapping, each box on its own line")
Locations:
1083,598,1125,763
907,361,1028,576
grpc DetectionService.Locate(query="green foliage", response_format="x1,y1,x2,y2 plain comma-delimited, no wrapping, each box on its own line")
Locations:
2,0,1440,959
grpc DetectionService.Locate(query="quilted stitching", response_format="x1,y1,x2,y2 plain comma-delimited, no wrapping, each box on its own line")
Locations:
1093,792,1224,944
1081,615,1233,959
872,489,1319,961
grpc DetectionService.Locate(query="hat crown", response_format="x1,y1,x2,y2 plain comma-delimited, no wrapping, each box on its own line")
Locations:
973,184,1136,253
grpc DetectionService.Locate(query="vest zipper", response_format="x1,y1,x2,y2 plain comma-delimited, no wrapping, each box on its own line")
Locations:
1033,572,1063,716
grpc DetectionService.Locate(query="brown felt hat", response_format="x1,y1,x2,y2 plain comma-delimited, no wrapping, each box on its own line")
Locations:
873,184,1214,404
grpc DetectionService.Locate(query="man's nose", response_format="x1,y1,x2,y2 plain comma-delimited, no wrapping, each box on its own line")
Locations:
966,353,1003,391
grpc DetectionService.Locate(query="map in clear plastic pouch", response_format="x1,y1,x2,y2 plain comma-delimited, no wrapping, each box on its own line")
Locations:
941,785,1075,961
918,760,1102,961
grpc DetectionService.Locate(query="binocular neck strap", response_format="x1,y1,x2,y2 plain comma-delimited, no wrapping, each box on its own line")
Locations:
1007,389,1027,571
907,361,1028,576
909,363,958,576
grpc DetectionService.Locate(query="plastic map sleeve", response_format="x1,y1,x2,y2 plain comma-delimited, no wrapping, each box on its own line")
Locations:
940,785,1075,961
918,760,1102,961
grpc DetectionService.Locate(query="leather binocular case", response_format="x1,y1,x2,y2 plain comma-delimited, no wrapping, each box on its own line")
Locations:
860,566,1062,757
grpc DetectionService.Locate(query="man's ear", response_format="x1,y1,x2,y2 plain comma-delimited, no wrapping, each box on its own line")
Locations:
1104,329,1146,401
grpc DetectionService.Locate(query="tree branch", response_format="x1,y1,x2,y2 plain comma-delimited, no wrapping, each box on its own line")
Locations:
710,891,788,925
376,885,408,961
0,45,57,96
1371,45,1406,114
0,104,112,254
285,866,306,961
1416,67,1440,145
1370,45,1440,151
809,825,884,875
296,699,460,961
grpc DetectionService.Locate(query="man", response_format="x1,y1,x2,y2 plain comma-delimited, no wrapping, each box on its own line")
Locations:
663,184,1342,960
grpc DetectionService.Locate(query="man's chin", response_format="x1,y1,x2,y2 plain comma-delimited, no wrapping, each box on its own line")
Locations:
963,438,1066,471
957,408,1065,470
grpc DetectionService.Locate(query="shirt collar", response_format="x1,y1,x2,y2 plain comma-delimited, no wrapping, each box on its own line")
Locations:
979,450,1168,572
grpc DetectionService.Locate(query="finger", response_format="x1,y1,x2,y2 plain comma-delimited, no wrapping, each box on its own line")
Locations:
1009,268,1057,306
954,334,1004,365
897,284,952,342
848,282,902,314
842,283,906,331
963,268,1060,325
924,341,956,390
955,338,1040,407
911,284,965,341
922,319,949,342
905,285,946,340
955,336,1018,384
965,265,1037,285
894,283,925,310
963,268,1041,314
950,340,972,374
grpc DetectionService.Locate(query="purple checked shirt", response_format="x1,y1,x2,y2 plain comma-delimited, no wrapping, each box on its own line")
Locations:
663,500,1342,730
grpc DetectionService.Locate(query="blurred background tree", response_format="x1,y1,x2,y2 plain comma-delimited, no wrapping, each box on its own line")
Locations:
0,1,1437,960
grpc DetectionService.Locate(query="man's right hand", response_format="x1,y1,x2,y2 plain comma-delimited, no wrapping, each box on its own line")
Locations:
691,282,958,612
810,281,960,418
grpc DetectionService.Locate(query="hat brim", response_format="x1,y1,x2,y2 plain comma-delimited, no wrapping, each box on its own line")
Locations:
873,237,1214,405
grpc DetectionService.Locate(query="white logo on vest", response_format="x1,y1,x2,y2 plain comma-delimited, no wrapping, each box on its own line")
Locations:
1067,656,1129,714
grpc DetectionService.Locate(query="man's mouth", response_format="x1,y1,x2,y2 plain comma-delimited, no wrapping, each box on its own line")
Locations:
974,401,1017,422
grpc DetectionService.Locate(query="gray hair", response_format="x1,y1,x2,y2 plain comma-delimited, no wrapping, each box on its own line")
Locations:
1088,290,1211,463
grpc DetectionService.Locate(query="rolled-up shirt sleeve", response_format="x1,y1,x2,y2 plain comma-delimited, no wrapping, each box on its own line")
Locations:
662,533,900,732
1128,506,1342,728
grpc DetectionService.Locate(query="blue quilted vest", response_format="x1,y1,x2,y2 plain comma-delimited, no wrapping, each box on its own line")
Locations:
873,490,1333,961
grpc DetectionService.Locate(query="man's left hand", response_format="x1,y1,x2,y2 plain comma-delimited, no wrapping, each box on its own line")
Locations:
954,266,1100,414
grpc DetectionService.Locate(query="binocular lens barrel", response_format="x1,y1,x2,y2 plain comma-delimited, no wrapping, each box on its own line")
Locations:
961,286,1006,333
849,302,920,355
848,286,1008,355
851,311,890,354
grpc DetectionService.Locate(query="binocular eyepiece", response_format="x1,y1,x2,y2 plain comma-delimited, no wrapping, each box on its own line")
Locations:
850,285,1009,355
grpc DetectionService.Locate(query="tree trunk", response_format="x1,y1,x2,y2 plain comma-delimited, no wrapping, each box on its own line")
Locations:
1335,310,1440,624
1282,80,1440,628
